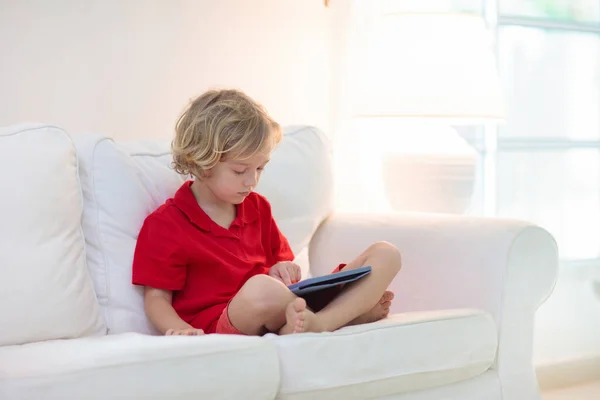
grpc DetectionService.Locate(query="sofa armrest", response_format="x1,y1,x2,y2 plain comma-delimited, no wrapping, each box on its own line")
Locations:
309,212,558,397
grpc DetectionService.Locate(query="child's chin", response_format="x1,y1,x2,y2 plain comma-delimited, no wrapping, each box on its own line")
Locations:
231,192,250,203
230,195,246,204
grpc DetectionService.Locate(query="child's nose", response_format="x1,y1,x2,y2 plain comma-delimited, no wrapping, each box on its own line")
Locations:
244,172,258,187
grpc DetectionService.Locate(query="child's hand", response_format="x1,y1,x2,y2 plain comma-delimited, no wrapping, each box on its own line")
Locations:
269,261,302,286
165,328,204,336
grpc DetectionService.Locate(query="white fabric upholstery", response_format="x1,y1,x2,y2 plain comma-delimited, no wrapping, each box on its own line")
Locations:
269,309,497,399
310,213,559,400
377,371,502,400
72,125,333,334
0,333,280,400
0,123,559,400
74,135,184,335
0,124,105,346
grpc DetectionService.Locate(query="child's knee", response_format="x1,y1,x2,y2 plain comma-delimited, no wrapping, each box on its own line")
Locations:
368,241,402,270
239,274,291,316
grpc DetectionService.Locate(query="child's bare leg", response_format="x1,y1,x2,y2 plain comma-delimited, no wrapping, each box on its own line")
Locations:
346,290,394,326
316,241,401,331
226,242,400,335
226,275,294,335
227,274,319,335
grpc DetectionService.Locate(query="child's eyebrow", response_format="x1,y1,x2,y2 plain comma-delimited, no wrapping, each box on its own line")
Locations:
231,160,271,167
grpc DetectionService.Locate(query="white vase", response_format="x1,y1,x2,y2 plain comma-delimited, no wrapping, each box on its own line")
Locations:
378,123,478,214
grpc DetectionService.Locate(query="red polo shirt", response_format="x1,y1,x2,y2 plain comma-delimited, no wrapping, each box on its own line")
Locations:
132,181,294,333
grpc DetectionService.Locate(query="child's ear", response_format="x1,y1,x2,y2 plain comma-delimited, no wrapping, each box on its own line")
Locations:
193,169,210,180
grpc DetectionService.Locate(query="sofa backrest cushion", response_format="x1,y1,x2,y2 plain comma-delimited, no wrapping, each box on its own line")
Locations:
74,125,333,334
0,124,106,345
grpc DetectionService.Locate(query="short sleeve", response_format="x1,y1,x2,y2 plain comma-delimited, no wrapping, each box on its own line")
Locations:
132,213,187,291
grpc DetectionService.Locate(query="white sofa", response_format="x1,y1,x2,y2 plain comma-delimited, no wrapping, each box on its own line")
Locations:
0,123,558,399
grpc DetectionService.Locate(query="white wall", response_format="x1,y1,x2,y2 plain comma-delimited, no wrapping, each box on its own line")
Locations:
534,264,600,388
0,0,344,139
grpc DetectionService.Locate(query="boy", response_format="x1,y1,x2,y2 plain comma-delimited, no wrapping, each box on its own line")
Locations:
132,89,401,336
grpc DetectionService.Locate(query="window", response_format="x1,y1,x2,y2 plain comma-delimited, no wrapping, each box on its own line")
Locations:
483,0,600,263
501,0,600,23
348,0,600,263
498,27,600,140
380,0,484,14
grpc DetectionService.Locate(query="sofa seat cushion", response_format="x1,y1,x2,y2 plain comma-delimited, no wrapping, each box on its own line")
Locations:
0,333,280,400
268,308,497,400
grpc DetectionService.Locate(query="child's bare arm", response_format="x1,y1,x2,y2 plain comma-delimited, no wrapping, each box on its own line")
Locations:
144,287,203,335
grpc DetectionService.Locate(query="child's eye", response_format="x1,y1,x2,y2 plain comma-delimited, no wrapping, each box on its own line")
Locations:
234,170,245,175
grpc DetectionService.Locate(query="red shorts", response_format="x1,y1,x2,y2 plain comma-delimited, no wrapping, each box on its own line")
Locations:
214,264,346,335
215,301,241,335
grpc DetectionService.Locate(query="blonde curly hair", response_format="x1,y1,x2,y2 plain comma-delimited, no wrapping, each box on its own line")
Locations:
172,89,282,178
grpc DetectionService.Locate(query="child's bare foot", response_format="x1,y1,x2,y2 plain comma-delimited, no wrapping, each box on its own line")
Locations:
346,290,394,326
279,298,321,335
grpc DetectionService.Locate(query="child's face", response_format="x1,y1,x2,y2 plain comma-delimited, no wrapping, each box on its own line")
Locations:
204,151,271,204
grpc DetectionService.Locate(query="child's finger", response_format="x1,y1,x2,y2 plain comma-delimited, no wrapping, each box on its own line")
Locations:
281,268,292,285
290,265,299,283
289,266,298,283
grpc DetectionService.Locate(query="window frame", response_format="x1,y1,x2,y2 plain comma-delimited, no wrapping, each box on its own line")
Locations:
480,0,600,264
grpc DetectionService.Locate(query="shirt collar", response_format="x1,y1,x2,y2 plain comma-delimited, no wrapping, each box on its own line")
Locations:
173,181,258,232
